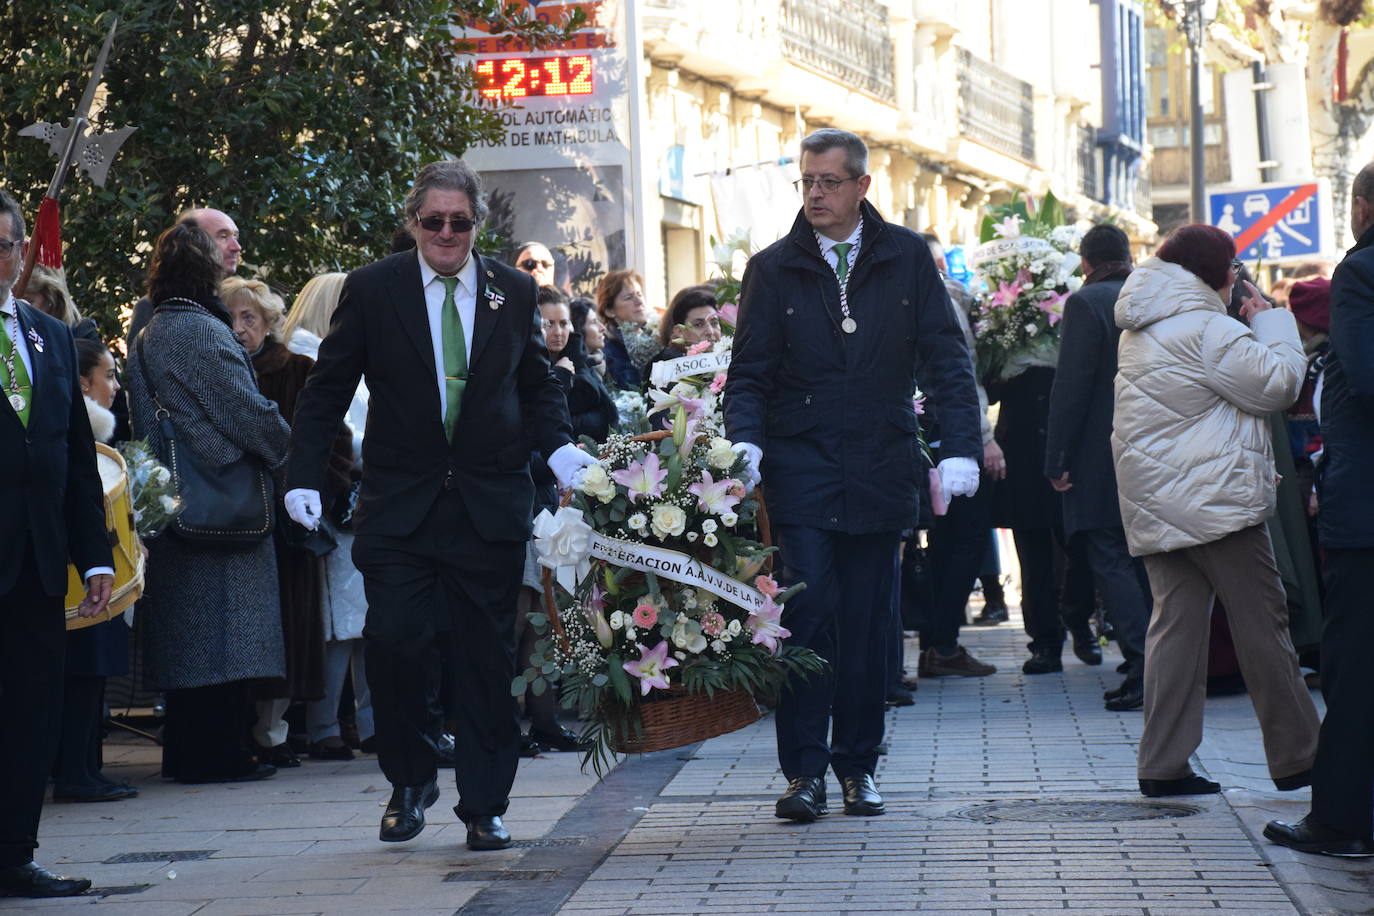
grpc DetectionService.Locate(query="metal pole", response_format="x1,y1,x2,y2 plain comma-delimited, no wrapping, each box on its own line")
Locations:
1188,4,1206,223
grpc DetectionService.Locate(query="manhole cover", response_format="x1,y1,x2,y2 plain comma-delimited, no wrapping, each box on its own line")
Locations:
445,869,561,882
951,800,1201,823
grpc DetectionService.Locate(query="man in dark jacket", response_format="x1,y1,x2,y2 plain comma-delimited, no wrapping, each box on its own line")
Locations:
1043,224,1151,712
725,130,982,822
1266,163,1374,858
0,189,114,896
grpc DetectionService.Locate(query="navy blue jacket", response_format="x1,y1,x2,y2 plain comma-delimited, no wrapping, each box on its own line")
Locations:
724,202,982,534
1319,224,1374,548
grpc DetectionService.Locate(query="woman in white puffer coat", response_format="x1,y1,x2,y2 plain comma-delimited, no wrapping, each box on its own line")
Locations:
1112,224,1319,799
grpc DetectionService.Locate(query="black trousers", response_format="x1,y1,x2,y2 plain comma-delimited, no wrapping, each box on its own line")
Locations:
1311,547,1374,839
54,676,106,788
354,488,523,821
162,681,256,781
0,546,65,868
1075,527,1152,680
922,478,994,653
773,525,900,780
1012,527,1067,654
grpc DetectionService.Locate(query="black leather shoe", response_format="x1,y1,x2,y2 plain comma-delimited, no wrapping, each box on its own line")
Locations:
0,861,91,898
256,743,301,768
435,732,457,768
465,815,513,850
841,774,885,816
519,734,541,758
1264,816,1374,857
1139,774,1220,797
379,778,440,842
1022,650,1063,675
885,686,915,707
359,735,379,754
1117,659,1131,673
1104,680,1144,711
971,603,1008,625
53,782,138,803
530,726,591,752
309,739,355,761
775,776,828,822
1273,769,1313,791
1071,629,1102,666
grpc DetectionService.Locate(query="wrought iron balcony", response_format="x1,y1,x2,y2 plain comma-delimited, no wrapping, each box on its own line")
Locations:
957,48,1034,162
1078,124,1100,201
779,0,896,104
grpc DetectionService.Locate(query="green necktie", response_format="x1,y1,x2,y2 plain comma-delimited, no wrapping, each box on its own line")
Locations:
832,242,853,284
0,316,33,428
440,276,467,442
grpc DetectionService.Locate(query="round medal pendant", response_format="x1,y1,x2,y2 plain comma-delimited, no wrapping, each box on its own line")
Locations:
8,392,26,412
841,317,858,334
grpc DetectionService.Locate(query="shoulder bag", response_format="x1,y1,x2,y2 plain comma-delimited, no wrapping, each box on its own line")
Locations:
133,330,275,545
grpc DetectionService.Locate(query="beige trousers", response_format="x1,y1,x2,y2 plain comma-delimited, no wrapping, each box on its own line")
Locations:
1137,524,1319,781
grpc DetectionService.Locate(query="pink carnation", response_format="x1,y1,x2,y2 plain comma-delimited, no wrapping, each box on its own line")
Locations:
754,575,780,598
632,603,658,628
709,373,727,394
687,340,712,355
700,611,726,636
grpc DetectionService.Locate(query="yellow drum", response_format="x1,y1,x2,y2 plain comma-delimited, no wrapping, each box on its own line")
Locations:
65,443,145,630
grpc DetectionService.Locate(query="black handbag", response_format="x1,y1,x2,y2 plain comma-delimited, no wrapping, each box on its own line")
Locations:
133,331,275,545
277,513,338,557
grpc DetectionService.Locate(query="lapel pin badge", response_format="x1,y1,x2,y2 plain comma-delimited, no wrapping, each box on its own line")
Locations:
27,327,44,353
486,284,506,310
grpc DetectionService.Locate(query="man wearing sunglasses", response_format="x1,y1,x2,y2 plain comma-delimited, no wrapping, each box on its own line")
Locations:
284,159,592,854
724,129,982,823
511,241,556,288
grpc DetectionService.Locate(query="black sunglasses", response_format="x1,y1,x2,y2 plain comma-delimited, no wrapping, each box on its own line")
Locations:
519,258,554,271
418,215,475,233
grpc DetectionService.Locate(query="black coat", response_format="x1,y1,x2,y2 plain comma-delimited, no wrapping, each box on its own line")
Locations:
0,303,111,597
286,249,573,543
988,366,1060,531
1044,270,1130,538
531,334,617,512
724,201,982,534
1319,224,1374,548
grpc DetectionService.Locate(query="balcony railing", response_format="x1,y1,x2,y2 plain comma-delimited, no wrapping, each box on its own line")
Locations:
957,49,1034,162
779,0,896,104
1078,125,1100,201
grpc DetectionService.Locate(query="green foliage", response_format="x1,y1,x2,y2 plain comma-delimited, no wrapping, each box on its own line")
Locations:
0,1,580,343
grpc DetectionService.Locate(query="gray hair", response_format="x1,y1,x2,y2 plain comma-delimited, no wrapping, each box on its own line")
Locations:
404,159,489,226
799,129,868,178
0,189,25,240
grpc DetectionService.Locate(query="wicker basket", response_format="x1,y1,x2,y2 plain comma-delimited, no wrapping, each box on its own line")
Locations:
607,686,761,754
540,431,773,754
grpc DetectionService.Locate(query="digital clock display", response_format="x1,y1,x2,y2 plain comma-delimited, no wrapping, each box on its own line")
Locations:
476,55,594,100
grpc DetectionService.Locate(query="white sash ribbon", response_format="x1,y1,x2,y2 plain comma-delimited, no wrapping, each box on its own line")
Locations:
533,507,767,612
648,349,732,389
968,236,1054,268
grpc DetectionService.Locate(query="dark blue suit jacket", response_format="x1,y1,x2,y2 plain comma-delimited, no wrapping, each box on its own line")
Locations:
0,302,111,597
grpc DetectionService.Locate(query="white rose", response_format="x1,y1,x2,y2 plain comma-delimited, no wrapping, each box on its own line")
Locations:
609,611,625,630
670,382,698,401
706,437,737,470
702,519,718,534
711,639,727,653
720,512,738,527
703,533,718,547
150,466,170,486
627,512,647,531
625,624,636,640
576,464,617,503
651,503,687,539
728,618,742,635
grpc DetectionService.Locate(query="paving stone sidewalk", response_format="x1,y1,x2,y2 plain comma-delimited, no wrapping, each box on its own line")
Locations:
4,611,1371,915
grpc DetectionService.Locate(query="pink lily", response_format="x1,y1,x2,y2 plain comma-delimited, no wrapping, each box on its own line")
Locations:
611,452,668,503
688,470,743,515
1037,291,1069,327
623,641,678,695
717,303,739,327
747,596,791,654
990,279,1023,309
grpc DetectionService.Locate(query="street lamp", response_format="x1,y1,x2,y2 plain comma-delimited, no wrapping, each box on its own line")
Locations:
1179,0,1219,223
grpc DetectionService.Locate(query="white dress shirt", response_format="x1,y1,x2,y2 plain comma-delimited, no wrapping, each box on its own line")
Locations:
417,249,478,423
3,292,114,584
815,220,863,278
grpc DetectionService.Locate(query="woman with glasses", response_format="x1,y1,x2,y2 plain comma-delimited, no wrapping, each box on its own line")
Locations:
512,242,556,288
644,284,722,387
1112,223,1319,799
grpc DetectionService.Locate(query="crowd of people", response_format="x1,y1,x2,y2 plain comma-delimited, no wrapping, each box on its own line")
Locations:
2,139,1372,898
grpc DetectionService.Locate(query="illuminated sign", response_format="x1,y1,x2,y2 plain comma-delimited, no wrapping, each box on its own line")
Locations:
475,54,594,100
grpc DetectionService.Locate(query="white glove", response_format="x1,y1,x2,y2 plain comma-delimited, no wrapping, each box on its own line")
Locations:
733,441,763,492
936,456,980,502
285,488,322,531
549,442,598,490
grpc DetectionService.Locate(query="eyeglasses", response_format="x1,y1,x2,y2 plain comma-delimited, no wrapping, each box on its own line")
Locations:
0,238,22,256
1231,259,1243,272
520,258,554,271
793,176,861,194
417,215,475,233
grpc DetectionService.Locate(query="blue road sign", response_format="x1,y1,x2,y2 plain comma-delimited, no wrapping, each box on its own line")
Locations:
1208,182,1331,264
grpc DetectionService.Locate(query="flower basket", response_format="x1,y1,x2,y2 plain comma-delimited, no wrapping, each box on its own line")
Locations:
605,685,761,754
